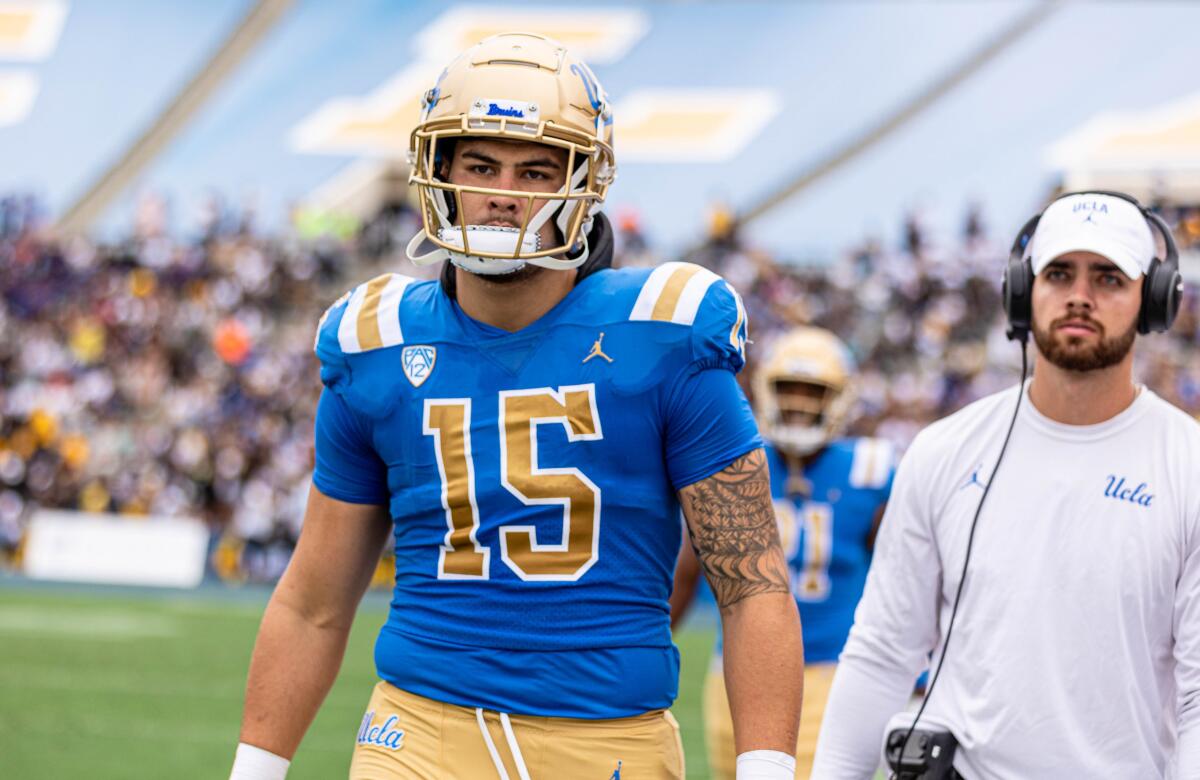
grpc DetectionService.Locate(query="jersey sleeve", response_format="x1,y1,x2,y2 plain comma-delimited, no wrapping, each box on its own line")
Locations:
628,263,757,488
314,289,354,393
314,273,414,396
689,272,749,374
312,388,389,505
663,367,763,490
627,261,748,375
310,278,402,505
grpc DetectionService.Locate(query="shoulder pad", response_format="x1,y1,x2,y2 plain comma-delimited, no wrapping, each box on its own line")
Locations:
627,261,747,372
848,437,896,490
315,273,415,391
316,273,415,357
629,261,724,325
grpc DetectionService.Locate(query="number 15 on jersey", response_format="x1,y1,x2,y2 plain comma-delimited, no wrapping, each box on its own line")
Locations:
423,384,604,583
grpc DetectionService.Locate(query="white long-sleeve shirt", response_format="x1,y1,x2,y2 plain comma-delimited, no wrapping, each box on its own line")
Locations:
812,385,1200,780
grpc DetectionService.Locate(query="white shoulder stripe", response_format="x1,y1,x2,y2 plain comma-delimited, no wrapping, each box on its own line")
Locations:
338,273,414,354
629,261,721,324
670,267,721,325
338,282,370,354
629,261,687,321
375,274,412,348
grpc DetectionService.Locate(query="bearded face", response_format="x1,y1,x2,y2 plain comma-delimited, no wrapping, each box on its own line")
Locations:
1032,310,1137,372
1030,252,1142,373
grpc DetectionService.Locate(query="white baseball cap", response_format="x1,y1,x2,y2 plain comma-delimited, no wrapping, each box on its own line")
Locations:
1026,193,1156,279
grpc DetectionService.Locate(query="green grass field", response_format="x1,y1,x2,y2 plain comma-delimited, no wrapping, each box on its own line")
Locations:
0,584,717,779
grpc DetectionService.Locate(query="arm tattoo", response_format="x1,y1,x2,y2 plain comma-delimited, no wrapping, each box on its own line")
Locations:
680,448,791,609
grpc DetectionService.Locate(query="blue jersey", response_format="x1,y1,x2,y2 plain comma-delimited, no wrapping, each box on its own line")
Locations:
312,262,760,719
767,439,895,663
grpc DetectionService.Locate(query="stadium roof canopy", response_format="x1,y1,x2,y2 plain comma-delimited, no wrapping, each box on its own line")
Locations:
1048,92,1200,203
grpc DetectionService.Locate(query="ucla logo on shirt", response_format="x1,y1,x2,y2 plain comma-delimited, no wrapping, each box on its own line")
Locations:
1104,475,1153,507
402,345,437,388
357,710,405,750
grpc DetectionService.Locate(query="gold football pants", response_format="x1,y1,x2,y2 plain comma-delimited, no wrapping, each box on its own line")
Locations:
349,681,685,779
702,661,837,780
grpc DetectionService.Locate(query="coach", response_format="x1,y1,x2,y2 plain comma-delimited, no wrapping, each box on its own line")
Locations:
811,192,1200,779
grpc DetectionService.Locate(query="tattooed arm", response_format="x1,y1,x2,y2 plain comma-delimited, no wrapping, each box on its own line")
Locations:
679,447,803,756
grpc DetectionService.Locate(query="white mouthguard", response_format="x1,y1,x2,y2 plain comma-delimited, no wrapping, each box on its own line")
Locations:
437,225,540,257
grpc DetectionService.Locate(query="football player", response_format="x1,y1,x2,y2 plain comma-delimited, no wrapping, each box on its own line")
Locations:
672,326,894,779
229,33,802,780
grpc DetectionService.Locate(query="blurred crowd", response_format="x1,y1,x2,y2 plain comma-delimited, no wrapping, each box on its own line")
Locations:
617,198,1200,449
2,192,1198,581
0,194,421,580
1164,203,1200,253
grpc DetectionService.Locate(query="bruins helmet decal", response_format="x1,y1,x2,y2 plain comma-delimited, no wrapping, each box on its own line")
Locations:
753,326,856,457
406,32,617,276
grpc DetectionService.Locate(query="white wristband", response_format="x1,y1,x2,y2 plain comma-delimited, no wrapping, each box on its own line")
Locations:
230,743,290,780
736,749,797,779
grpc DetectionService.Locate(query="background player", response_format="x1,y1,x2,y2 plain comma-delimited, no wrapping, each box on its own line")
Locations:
672,326,894,779
230,33,802,780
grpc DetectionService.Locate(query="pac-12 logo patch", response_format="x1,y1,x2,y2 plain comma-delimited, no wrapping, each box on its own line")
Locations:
402,345,437,387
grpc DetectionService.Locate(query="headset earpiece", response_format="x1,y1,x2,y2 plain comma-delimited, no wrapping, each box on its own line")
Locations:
1138,210,1182,334
1002,215,1040,343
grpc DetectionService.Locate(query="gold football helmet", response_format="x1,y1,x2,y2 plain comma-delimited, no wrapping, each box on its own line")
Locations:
406,32,617,275
753,326,856,457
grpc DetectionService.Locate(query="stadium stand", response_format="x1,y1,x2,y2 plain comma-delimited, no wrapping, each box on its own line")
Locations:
0,192,419,579
2,190,1198,582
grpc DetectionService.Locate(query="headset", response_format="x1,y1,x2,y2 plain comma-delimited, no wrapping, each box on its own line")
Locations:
1002,190,1182,343
892,191,1183,778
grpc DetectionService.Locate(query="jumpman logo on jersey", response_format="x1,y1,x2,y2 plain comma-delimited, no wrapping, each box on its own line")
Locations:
608,760,622,779
583,332,614,363
960,462,986,491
